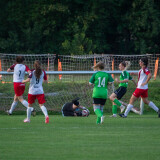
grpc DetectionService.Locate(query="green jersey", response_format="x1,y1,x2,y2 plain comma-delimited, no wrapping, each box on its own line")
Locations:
119,70,132,88
89,71,114,99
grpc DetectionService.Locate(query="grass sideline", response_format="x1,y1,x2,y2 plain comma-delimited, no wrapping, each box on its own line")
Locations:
0,114,160,160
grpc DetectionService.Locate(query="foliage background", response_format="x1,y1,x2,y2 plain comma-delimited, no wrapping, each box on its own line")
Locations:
0,0,160,55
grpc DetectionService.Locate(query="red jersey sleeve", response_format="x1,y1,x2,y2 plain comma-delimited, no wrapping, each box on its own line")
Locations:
143,68,150,75
10,64,16,70
28,72,33,78
25,65,30,72
43,70,47,80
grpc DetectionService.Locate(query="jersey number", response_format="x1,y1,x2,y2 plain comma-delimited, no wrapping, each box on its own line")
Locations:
98,77,106,87
19,70,21,77
36,78,39,84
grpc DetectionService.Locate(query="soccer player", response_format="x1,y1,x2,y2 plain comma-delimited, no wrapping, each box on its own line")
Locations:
89,61,114,124
6,56,35,115
119,57,160,118
62,97,89,117
109,61,137,117
23,60,49,123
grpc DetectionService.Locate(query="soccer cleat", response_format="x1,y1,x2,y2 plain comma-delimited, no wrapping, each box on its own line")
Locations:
158,109,160,118
120,105,125,113
119,113,127,118
31,108,36,117
6,110,12,115
23,118,30,123
101,116,105,124
45,116,49,123
110,114,117,118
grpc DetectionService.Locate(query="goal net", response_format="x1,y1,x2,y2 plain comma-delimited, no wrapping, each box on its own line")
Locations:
0,53,158,114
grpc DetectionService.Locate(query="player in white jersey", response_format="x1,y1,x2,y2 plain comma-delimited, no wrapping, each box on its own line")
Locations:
119,57,160,118
23,60,49,123
6,56,36,115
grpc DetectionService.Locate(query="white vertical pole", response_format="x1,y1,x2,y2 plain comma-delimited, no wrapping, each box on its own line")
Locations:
140,98,144,115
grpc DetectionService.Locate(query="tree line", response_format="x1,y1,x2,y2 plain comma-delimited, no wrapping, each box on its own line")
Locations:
0,0,159,55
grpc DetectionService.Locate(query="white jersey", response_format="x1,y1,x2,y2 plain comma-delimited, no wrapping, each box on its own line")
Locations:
10,64,30,82
28,70,47,95
137,68,150,89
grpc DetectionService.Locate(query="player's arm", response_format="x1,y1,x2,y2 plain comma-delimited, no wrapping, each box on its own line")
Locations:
130,72,138,76
43,70,48,83
89,73,96,86
141,73,152,86
7,64,15,72
22,78,30,83
131,79,137,86
115,78,128,83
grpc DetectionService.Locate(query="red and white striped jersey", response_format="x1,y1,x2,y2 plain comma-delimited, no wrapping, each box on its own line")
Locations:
10,64,30,82
137,68,150,89
28,70,47,95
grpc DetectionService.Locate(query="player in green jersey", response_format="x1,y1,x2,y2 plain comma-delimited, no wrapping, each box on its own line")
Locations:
109,61,136,117
89,61,114,124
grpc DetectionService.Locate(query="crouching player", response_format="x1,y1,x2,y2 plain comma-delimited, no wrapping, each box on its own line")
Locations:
62,97,90,117
23,60,49,123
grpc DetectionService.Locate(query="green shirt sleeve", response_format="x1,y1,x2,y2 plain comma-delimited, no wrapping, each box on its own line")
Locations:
108,73,114,82
129,74,133,80
89,73,96,83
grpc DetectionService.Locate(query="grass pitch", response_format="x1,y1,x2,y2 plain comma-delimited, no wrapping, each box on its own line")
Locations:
0,114,160,160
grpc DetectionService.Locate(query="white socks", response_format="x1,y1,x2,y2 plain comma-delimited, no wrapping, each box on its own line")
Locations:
21,100,34,111
27,107,32,120
41,106,48,117
148,101,159,112
124,104,133,116
9,101,18,114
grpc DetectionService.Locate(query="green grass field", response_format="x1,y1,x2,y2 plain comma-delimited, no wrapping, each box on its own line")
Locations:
0,114,160,160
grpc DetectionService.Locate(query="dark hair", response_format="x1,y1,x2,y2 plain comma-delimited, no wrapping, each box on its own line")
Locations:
16,56,25,63
140,57,148,66
93,61,105,70
120,61,127,67
72,97,80,106
34,60,42,79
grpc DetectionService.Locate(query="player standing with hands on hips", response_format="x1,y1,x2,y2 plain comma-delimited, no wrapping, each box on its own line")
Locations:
119,57,160,118
23,60,49,123
6,56,36,115
89,61,114,124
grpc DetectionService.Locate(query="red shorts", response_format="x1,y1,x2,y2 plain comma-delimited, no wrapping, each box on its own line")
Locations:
14,82,25,96
133,88,148,98
28,94,46,104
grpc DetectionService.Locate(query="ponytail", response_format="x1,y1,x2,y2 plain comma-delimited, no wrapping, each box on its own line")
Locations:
34,60,42,79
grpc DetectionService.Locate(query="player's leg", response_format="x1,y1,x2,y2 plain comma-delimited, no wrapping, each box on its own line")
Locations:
24,103,32,123
7,94,18,115
110,88,125,115
100,105,105,123
38,94,49,123
142,97,160,117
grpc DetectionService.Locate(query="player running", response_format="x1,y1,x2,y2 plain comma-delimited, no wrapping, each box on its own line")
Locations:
109,61,137,117
23,60,49,123
89,61,114,124
6,56,36,115
119,57,160,118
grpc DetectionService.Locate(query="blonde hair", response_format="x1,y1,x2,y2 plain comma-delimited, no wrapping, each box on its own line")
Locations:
34,60,42,79
93,61,105,70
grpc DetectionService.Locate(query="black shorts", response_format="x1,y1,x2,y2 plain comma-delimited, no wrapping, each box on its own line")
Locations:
93,98,106,105
114,86,127,100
